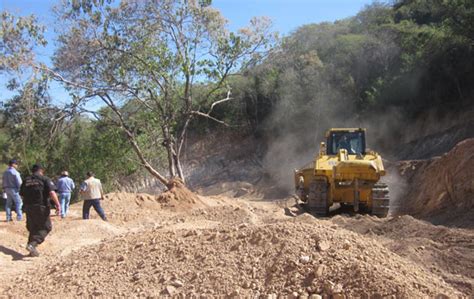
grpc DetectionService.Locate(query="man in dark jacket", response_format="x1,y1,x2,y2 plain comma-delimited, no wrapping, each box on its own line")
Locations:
20,164,60,257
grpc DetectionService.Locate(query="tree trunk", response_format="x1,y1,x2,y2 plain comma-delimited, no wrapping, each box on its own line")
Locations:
162,125,176,178
174,151,185,183
126,132,170,188
165,143,176,178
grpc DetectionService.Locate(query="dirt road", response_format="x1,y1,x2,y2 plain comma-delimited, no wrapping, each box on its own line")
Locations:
0,190,472,298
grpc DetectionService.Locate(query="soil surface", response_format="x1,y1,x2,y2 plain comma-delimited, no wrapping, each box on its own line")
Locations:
0,187,472,298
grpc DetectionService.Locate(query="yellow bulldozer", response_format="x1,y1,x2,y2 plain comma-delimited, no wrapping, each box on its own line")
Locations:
294,128,389,217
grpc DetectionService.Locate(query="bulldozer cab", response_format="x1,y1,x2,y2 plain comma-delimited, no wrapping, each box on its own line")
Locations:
326,129,366,155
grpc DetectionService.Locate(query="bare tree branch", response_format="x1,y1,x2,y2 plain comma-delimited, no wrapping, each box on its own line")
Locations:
191,110,229,126
207,91,232,115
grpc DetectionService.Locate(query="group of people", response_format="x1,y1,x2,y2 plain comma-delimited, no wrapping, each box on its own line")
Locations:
2,159,108,257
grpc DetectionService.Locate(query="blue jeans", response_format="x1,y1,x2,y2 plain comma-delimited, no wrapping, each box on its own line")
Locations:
82,199,106,220
5,189,22,221
59,193,72,218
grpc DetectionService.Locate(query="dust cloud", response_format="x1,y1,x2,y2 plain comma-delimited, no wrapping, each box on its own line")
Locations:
383,169,408,215
260,90,406,193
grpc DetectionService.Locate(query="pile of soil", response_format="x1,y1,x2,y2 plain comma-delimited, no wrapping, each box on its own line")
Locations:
397,138,474,227
105,180,204,222
158,179,203,209
331,214,474,295
4,211,465,298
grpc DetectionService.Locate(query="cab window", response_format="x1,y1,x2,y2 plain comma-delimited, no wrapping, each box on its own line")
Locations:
327,131,365,155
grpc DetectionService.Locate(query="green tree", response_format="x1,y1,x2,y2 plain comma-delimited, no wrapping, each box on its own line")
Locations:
0,11,46,72
52,0,275,188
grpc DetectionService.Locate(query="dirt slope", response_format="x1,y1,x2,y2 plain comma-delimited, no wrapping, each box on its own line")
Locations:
1,190,472,298
397,138,474,227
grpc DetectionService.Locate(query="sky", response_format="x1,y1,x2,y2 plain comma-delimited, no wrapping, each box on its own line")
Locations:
214,0,373,32
0,0,374,107
1,0,373,33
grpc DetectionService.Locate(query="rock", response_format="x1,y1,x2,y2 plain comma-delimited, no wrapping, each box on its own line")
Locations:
284,207,298,217
137,261,145,269
342,240,351,250
323,281,334,293
92,290,103,296
314,264,326,277
230,242,241,251
235,188,250,197
171,280,184,287
116,255,126,263
300,292,309,299
333,283,344,294
317,241,331,251
309,295,322,299
164,285,177,296
229,289,240,297
184,230,198,237
300,255,311,264
134,242,144,249
132,272,140,282
238,223,249,229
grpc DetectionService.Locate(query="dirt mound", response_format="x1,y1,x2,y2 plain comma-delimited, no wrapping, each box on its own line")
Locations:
105,180,204,222
397,138,474,227
331,214,474,294
5,214,463,298
157,179,202,208
0,187,207,292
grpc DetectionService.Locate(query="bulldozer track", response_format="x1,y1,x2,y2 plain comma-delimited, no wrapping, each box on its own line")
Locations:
307,179,329,216
372,183,390,217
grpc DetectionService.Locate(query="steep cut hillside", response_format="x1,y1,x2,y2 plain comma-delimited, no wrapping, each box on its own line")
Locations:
397,138,474,227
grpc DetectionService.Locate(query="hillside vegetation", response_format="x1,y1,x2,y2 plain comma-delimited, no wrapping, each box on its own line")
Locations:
1,0,473,188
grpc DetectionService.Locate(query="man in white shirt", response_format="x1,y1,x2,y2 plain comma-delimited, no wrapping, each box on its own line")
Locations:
80,172,107,221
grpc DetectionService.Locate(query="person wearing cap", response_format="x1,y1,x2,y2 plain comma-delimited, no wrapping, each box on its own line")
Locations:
80,172,107,221
2,159,23,222
56,171,75,218
19,164,60,257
